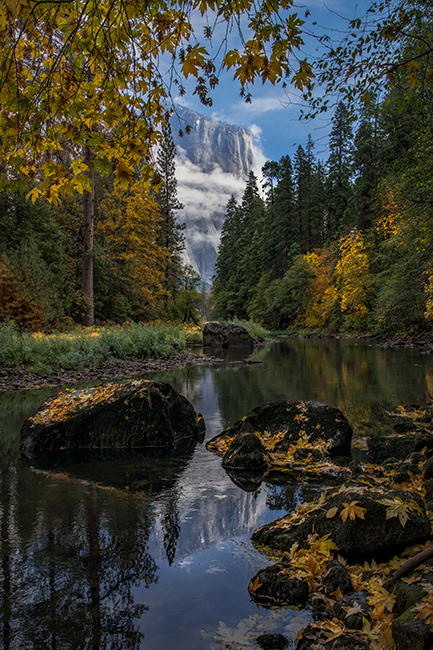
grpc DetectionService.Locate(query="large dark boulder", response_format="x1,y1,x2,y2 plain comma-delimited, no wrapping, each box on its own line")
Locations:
203,321,254,348
20,379,205,453
367,433,433,463
209,400,353,459
252,486,430,557
222,433,270,471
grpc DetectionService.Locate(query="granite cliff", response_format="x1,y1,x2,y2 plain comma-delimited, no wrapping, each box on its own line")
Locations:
170,107,255,286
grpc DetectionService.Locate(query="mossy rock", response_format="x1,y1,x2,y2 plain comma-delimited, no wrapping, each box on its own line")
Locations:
21,379,205,453
252,486,430,557
367,433,433,463
208,399,353,459
222,432,270,471
248,564,309,608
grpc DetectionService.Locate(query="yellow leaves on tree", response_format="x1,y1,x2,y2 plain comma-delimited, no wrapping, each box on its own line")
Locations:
96,182,169,313
302,249,338,328
336,229,372,327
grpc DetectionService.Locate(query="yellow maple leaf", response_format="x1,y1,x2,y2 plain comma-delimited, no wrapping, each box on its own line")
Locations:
249,576,262,593
340,501,367,522
412,594,433,631
378,497,413,527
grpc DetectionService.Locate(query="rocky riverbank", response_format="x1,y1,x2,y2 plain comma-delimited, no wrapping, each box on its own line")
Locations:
0,351,223,393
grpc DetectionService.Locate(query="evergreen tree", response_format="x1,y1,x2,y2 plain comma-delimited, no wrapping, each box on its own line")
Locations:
272,154,297,275
326,102,354,238
213,195,242,318
350,103,381,230
156,120,185,304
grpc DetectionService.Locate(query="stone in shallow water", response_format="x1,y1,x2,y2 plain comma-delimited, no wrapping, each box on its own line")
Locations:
203,321,254,348
20,379,205,453
208,399,353,459
252,486,430,556
222,432,270,471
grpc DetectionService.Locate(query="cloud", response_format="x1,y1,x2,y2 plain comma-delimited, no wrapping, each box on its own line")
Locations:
232,95,288,116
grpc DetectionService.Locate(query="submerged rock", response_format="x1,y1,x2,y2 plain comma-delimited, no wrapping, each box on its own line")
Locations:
203,321,254,348
20,379,205,453
209,399,353,459
252,486,430,556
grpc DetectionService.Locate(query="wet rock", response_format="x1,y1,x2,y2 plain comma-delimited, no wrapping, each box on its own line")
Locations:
222,433,270,471
296,624,370,650
252,487,430,556
210,400,353,459
392,608,433,650
331,590,371,630
323,559,353,596
293,447,323,462
248,564,309,608
203,321,254,348
393,416,419,433
393,462,422,484
224,468,265,492
21,379,205,453
255,633,289,650
423,456,433,480
367,433,433,463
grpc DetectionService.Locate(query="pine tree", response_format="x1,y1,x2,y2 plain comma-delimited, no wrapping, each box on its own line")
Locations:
326,102,354,238
272,154,297,275
156,120,185,304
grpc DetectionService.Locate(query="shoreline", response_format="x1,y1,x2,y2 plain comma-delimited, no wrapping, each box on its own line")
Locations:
2,330,433,393
0,351,223,393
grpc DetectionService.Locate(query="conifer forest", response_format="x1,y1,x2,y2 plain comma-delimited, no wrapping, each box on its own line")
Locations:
0,0,432,335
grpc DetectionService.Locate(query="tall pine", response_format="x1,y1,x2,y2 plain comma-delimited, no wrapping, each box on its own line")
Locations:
156,120,185,304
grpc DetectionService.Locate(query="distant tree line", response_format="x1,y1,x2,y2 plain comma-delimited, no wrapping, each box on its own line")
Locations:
212,64,433,334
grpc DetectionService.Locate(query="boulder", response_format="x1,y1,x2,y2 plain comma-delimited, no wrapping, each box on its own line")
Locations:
203,321,254,348
252,486,430,557
210,400,353,459
222,433,270,471
248,564,309,608
21,379,205,453
367,433,433,463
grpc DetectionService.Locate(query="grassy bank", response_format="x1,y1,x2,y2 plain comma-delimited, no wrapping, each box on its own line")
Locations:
0,322,186,373
0,319,272,375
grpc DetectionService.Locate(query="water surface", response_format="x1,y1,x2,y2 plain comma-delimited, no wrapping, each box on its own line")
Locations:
1,338,433,649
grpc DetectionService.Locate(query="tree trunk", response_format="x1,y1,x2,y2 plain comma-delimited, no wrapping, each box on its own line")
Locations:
82,143,95,326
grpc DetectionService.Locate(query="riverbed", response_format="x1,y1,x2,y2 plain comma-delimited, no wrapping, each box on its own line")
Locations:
1,337,433,649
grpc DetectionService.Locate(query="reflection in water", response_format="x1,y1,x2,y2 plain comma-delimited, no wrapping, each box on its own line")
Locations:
1,338,433,648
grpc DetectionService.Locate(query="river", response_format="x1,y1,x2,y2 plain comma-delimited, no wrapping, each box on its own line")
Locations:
1,337,433,649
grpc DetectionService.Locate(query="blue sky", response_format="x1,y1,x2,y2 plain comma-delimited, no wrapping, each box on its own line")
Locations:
173,0,369,167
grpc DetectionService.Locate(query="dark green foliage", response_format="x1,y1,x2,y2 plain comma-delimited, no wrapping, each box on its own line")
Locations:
156,120,186,303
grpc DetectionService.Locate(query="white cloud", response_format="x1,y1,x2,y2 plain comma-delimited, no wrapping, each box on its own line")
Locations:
232,95,288,116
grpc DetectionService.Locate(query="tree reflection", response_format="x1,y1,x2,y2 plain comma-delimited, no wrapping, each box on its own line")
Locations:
0,462,159,649
161,487,181,565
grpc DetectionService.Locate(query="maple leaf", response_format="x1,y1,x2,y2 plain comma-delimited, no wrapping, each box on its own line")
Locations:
249,576,262,593
294,413,307,424
378,497,413,527
368,585,396,618
412,594,433,631
342,600,364,618
340,501,367,522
